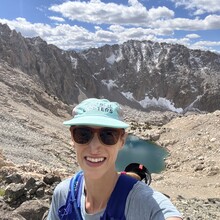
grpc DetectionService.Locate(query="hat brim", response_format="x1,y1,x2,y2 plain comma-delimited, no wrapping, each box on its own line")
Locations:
63,116,129,128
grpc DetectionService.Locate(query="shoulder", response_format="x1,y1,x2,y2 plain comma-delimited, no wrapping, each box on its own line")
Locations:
128,181,174,202
54,177,71,192
125,181,182,220
47,177,72,220
52,171,84,202
127,181,157,203
53,177,71,200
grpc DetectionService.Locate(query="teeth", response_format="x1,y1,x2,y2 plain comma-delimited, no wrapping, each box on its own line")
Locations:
86,157,105,163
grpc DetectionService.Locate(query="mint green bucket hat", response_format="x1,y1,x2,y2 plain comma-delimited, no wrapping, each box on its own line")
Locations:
63,98,129,128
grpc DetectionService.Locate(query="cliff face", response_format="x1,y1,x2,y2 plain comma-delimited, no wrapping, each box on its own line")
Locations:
0,24,98,105
81,40,220,112
1,23,220,112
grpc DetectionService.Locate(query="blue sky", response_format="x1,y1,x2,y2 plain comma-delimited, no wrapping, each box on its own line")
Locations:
0,0,220,53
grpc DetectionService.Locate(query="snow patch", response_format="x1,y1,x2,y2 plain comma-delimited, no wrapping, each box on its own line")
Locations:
70,56,78,69
139,96,183,113
122,92,135,101
101,80,118,90
183,95,203,112
106,54,116,65
94,72,101,76
106,51,124,65
136,59,141,72
122,92,183,113
116,49,124,62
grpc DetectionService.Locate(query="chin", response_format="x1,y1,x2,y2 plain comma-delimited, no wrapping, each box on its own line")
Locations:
83,169,106,180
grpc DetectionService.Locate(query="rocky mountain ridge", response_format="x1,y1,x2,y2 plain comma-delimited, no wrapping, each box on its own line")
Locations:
1,22,220,113
84,40,220,112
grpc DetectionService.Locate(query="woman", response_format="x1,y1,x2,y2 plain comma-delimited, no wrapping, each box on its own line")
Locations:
47,98,183,220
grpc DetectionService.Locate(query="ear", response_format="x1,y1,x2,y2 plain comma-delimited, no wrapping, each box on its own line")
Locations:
119,132,127,150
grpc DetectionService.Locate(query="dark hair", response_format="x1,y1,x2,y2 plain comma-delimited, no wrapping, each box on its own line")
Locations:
124,163,152,185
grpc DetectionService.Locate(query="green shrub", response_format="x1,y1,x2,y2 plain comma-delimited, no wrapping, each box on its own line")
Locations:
0,188,5,196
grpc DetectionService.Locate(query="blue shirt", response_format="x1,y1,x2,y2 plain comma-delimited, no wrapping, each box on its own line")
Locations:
47,177,182,220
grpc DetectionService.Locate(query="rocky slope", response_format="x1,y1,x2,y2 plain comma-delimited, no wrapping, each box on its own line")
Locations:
0,62,220,219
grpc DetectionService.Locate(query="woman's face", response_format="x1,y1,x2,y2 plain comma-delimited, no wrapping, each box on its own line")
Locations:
70,126,126,179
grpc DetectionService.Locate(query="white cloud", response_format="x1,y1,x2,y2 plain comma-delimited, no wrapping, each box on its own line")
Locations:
193,40,220,47
151,15,220,30
156,36,220,53
172,0,220,15
48,1,220,31
0,17,50,37
128,0,143,7
185,33,200,39
190,41,220,53
49,0,173,26
157,37,191,48
0,17,96,50
148,6,174,20
95,29,118,43
109,25,173,37
49,16,65,22
0,1,219,52
204,15,220,29
1,16,220,52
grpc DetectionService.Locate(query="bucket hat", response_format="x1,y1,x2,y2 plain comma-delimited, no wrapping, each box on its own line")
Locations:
63,98,129,128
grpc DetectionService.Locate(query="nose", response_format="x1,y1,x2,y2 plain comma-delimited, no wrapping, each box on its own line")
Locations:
88,133,102,154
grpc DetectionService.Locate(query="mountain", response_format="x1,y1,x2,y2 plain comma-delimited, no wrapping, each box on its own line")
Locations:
80,41,220,112
0,23,220,112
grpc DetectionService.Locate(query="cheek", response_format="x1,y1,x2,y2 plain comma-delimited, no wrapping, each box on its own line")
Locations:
73,144,83,157
74,144,83,153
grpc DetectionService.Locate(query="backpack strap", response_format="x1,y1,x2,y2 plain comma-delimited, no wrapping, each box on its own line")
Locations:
101,174,138,220
59,172,137,220
58,171,84,220
71,171,84,208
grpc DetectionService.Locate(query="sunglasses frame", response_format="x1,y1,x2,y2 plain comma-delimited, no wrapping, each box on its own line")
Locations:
70,126,125,146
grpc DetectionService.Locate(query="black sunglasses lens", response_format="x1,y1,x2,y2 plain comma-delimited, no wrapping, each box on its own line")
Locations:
73,127,92,144
100,129,120,145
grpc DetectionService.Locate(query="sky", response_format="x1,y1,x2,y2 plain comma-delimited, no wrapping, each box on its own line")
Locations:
0,0,220,53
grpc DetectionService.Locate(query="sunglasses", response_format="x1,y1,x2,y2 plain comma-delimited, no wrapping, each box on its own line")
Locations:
70,126,125,146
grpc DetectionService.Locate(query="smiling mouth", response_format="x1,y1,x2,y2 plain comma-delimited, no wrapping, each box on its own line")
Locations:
85,157,106,163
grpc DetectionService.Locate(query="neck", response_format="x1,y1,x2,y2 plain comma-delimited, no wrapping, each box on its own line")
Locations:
84,171,119,214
